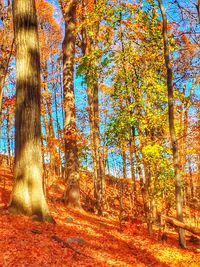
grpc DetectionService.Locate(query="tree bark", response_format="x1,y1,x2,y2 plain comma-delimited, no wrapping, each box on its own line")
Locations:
0,1,13,115
87,80,105,214
59,0,81,209
158,0,186,248
161,215,200,236
143,162,153,236
9,0,54,223
80,0,105,214
42,60,57,174
43,61,55,139
197,0,200,23
129,139,137,203
122,148,127,179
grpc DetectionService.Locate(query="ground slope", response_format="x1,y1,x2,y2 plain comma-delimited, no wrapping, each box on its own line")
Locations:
0,167,200,266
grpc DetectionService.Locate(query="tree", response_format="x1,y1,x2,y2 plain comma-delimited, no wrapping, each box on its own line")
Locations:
59,0,81,209
0,0,13,115
8,0,54,223
77,0,107,214
158,0,186,248
197,0,200,22
36,0,63,180
106,2,172,234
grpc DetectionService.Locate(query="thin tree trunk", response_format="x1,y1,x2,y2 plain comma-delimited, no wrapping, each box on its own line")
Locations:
9,0,54,223
42,61,56,174
80,0,105,214
6,105,11,167
0,1,13,115
54,82,63,177
0,43,12,113
188,159,194,199
59,0,81,208
158,0,186,248
43,61,55,138
87,81,105,214
197,0,200,23
143,162,153,236
122,147,127,179
129,139,137,211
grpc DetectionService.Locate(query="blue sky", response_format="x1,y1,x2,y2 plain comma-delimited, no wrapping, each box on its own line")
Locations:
0,0,199,176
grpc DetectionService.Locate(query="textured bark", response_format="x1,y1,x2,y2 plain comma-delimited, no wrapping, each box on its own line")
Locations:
59,0,81,209
42,61,57,174
158,0,186,248
43,61,55,138
197,0,200,23
188,160,195,199
87,81,105,214
80,0,105,214
143,163,153,236
122,148,127,179
54,80,63,177
162,215,200,236
129,140,137,205
9,0,54,223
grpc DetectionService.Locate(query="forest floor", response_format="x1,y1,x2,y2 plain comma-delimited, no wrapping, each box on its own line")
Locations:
0,167,200,266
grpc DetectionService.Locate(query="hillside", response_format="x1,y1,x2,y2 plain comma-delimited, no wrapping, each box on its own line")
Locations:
0,167,200,266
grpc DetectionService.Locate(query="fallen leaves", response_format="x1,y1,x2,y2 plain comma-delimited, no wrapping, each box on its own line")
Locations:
0,168,200,266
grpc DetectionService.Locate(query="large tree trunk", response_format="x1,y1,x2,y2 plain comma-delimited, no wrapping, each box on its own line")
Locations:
59,0,81,209
158,0,186,248
8,0,54,223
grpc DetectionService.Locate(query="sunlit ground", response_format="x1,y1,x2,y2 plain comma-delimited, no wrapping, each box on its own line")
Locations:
0,167,199,266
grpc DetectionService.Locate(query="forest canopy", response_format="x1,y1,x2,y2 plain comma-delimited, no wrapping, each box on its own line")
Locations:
0,0,199,254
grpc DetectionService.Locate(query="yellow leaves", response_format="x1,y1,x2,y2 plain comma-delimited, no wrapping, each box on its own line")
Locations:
64,132,78,142
48,137,60,146
142,143,164,161
42,90,51,99
97,25,114,43
122,19,134,29
99,84,113,94
122,2,139,11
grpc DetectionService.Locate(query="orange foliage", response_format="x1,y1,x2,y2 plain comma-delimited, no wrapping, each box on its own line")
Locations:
36,0,62,62
99,84,113,94
0,168,200,266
